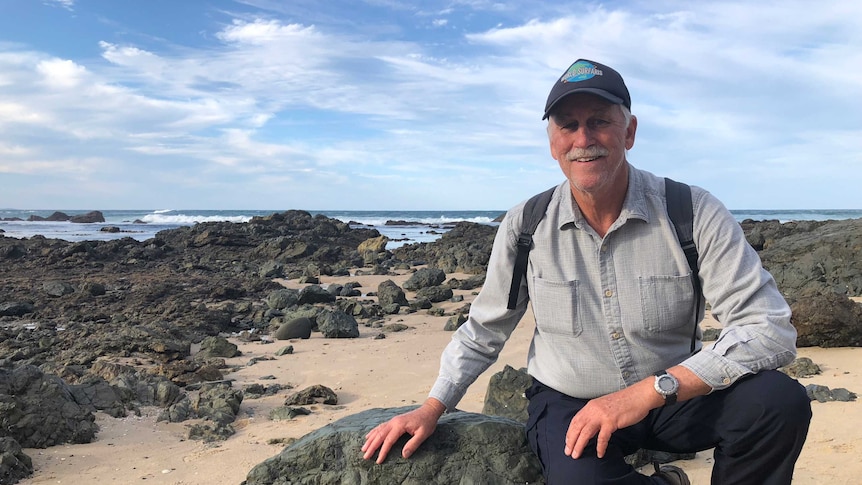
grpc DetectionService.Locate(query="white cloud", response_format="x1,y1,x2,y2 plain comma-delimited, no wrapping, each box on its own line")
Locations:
1,1,860,209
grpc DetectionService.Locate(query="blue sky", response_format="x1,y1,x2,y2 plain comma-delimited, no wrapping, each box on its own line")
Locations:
0,0,859,210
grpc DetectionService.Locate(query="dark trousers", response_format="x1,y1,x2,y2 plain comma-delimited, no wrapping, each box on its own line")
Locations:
525,370,811,485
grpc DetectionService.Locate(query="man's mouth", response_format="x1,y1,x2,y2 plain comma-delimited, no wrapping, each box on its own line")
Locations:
566,148,609,163
572,156,601,162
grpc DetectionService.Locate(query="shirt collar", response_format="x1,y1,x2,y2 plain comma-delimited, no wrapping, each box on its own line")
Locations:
556,164,651,231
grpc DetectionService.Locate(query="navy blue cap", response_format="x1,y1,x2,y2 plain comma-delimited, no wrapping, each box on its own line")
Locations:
542,59,631,119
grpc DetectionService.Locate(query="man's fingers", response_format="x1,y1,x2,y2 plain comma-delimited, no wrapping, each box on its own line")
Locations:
401,428,431,459
595,428,612,458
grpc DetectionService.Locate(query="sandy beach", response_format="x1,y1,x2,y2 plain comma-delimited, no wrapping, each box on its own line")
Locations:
18,270,862,485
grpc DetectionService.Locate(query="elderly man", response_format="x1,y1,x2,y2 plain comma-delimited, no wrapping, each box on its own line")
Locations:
362,59,811,484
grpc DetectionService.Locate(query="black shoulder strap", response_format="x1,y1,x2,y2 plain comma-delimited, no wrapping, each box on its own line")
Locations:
664,177,702,353
507,186,556,310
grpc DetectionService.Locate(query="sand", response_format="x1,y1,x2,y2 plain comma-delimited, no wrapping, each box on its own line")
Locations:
18,272,862,485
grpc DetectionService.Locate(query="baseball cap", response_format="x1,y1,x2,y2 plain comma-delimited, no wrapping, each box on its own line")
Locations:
542,59,631,119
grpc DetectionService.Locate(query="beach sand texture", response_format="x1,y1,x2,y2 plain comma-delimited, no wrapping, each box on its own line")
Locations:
17,272,862,485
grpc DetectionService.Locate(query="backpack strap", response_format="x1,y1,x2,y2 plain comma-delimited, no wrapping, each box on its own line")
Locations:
664,177,702,353
507,186,556,310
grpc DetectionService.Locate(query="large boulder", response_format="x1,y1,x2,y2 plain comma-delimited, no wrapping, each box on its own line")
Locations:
791,293,862,347
317,310,360,339
376,280,408,308
243,406,544,485
0,364,98,448
402,268,446,291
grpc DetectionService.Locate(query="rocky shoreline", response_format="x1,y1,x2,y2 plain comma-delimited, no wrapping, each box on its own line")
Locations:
1,211,861,483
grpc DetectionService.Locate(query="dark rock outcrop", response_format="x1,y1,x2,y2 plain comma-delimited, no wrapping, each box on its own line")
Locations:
0,437,33,484
243,406,544,485
791,293,862,347
0,364,98,448
70,211,106,223
393,222,496,274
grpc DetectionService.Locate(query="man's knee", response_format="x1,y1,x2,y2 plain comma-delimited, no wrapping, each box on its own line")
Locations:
726,370,812,436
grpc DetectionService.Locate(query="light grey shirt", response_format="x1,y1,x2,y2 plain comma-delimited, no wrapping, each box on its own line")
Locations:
429,164,796,409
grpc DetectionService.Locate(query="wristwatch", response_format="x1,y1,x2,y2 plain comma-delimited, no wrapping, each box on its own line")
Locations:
654,370,679,406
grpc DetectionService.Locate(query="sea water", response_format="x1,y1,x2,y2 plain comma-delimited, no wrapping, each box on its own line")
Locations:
1,208,860,247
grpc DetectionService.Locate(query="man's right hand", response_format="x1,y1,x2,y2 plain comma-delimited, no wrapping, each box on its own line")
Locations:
361,398,446,464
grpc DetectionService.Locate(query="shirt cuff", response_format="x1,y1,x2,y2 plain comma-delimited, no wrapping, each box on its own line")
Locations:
680,348,752,391
428,376,468,411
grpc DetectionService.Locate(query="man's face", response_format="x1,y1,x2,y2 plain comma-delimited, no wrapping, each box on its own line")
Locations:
547,93,637,196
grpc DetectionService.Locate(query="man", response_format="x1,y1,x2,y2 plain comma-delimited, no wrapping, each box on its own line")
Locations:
362,59,811,484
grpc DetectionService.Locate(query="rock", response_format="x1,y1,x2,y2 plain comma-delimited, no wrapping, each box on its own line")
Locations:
415,285,453,303
266,289,300,311
358,236,389,265
376,279,408,307
444,313,467,331
43,281,75,297
284,385,338,406
791,293,862,347
393,222,496,274
0,437,33,484
0,302,34,317
243,406,544,485
269,406,312,421
274,317,313,340
482,365,531,423
70,211,106,223
259,260,285,278
297,285,336,304
780,357,821,378
805,384,857,402
317,310,360,338
197,336,240,358
0,364,98,448
100,226,121,233
275,345,294,356
402,268,446,291
188,422,235,442
27,212,70,222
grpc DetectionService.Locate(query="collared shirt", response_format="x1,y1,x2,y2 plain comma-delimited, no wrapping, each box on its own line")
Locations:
429,164,797,409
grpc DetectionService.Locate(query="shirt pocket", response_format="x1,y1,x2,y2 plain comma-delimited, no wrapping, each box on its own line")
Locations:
530,277,583,337
638,274,696,333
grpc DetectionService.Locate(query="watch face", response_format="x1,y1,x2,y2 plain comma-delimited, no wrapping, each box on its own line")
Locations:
658,376,676,392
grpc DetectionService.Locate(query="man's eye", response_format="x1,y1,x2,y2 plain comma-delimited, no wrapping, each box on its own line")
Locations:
588,119,610,129
562,122,579,131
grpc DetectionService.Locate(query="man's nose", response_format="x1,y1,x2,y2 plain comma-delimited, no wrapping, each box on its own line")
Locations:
570,125,595,148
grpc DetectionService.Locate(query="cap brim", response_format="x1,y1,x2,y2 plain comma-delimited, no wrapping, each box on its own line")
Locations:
542,88,625,120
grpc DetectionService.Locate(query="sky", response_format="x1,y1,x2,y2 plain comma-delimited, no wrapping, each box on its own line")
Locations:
0,1,860,211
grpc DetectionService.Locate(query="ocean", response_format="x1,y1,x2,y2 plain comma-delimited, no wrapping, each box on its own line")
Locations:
1,208,860,248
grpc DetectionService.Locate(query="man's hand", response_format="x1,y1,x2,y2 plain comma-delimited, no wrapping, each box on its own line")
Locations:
564,382,659,459
565,366,712,459
361,398,446,464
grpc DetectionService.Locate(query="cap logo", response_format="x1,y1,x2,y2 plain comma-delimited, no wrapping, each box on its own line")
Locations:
561,60,603,83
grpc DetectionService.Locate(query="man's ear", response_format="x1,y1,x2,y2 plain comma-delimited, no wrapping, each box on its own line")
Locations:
625,115,637,150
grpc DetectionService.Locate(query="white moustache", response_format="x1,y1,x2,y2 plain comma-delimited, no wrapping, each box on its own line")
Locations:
566,147,609,162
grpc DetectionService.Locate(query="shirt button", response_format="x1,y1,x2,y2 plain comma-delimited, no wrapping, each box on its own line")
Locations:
722,377,732,385
604,289,613,297
622,371,631,378
601,245,608,252
611,332,621,339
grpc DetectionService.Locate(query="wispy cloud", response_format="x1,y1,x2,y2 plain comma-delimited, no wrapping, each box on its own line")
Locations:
0,1,860,209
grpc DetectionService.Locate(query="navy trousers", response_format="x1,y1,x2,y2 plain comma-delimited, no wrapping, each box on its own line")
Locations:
525,370,811,484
